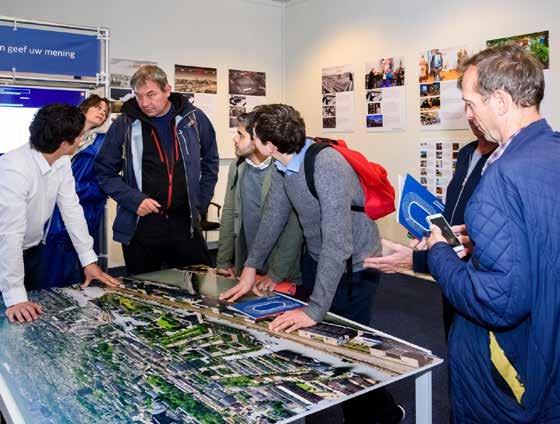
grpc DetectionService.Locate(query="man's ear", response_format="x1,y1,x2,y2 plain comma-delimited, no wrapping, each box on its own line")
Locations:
492,89,512,116
56,140,71,154
263,141,276,155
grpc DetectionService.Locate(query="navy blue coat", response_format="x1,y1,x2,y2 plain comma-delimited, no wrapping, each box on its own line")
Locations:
412,140,493,273
95,94,219,244
428,119,560,422
41,133,107,287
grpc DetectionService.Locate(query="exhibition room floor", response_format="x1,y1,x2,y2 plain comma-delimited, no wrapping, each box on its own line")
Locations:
306,273,450,424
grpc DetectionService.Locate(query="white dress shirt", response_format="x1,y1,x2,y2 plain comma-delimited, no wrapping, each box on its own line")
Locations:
0,143,97,307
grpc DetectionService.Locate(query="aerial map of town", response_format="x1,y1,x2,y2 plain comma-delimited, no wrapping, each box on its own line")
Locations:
0,267,439,423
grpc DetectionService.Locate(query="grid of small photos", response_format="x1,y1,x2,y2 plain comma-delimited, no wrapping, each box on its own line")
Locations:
419,82,441,127
419,140,464,202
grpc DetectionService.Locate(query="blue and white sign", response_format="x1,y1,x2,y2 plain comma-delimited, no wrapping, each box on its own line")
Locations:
0,26,100,77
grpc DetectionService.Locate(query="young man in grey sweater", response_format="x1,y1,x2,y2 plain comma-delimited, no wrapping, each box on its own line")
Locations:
220,104,403,423
221,104,382,330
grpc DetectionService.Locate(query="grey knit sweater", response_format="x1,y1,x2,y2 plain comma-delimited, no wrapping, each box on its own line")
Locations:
245,147,382,322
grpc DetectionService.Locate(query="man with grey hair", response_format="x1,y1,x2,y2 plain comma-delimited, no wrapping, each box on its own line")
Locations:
95,65,219,274
426,43,560,422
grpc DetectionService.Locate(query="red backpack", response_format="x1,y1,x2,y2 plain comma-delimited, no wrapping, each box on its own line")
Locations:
304,138,395,220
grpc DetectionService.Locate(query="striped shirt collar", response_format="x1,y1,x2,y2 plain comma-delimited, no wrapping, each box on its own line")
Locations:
245,156,272,170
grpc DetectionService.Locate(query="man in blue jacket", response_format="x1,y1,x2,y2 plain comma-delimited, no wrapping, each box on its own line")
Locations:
427,43,560,422
95,66,219,275
364,119,496,340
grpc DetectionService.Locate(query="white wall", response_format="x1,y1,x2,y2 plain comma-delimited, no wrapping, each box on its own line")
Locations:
3,0,559,264
285,0,560,242
2,0,285,266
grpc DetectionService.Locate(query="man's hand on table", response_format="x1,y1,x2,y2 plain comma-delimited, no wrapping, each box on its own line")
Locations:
219,267,257,302
6,301,43,323
269,309,316,334
81,263,120,289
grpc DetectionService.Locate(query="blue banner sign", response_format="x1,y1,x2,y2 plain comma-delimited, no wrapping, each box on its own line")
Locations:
0,25,100,77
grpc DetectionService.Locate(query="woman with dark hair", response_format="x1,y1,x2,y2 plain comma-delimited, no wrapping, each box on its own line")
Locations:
41,94,112,288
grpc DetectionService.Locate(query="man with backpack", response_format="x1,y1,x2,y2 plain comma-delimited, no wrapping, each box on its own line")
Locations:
220,104,403,423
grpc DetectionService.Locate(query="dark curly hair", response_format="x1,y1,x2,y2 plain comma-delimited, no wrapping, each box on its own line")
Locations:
251,104,306,154
29,104,85,154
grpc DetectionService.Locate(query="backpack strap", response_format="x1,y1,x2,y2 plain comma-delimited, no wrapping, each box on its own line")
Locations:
305,140,356,278
304,140,365,214
304,142,331,199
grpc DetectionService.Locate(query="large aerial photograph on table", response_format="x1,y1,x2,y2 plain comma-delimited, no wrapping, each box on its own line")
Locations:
0,267,439,423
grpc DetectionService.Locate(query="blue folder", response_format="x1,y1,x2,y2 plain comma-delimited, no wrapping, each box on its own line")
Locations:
398,174,444,239
231,294,305,321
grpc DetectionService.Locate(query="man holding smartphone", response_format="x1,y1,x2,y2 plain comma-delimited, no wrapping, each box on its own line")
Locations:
425,214,463,253
427,44,560,422
364,118,496,338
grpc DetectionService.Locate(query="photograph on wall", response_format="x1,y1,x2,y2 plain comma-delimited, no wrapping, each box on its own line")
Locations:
486,30,549,68
108,88,134,117
175,65,217,94
321,64,355,132
418,45,483,130
174,64,219,128
110,88,133,102
486,31,551,122
228,69,266,129
110,58,158,88
364,57,406,132
419,139,466,201
229,69,266,96
228,94,266,129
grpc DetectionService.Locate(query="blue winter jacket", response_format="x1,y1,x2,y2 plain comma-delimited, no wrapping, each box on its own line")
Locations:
412,140,495,273
428,119,560,423
95,94,219,244
41,132,107,287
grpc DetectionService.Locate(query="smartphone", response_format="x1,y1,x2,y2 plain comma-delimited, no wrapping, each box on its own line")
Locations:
426,214,464,253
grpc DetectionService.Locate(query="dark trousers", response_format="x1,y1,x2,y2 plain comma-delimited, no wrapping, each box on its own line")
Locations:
302,253,401,424
122,230,210,276
23,244,45,292
301,253,380,326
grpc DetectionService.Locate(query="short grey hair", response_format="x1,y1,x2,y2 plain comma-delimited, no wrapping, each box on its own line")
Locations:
458,43,544,108
130,65,169,91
